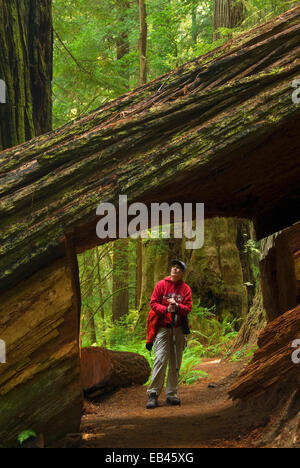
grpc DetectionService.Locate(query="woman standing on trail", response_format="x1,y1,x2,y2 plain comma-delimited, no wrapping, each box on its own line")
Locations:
145,259,192,409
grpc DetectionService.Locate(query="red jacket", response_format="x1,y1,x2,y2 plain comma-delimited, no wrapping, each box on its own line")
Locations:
146,276,192,343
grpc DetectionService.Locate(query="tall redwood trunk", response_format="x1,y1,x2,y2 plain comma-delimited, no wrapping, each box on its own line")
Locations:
112,239,129,322
0,0,52,149
136,0,148,313
136,238,143,309
136,240,155,333
213,0,246,40
138,0,147,85
1,7,299,292
112,1,130,322
116,0,130,89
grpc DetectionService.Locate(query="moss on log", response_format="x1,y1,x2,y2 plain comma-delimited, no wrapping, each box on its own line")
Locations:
0,7,300,292
0,0,52,149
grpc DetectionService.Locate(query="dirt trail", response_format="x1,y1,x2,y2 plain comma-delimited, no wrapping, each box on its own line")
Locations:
79,359,266,448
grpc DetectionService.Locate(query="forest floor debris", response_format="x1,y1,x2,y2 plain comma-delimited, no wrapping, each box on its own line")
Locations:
79,359,268,448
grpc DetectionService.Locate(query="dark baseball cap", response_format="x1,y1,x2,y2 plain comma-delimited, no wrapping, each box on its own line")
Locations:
171,259,187,272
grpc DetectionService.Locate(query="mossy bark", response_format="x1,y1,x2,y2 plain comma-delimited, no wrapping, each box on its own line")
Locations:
213,0,246,40
136,239,155,332
138,0,147,85
136,237,176,333
260,222,300,322
232,278,266,349
185,217,248,325
1,8,300,294
112,238,129,322
236,219,258,311
0,0,52,150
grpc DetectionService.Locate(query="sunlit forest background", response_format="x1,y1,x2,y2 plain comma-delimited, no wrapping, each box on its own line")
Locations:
52,0,294,384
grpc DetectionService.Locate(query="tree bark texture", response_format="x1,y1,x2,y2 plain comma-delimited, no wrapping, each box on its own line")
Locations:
236,219,258,311
0,0,52,149
80,249,97,344
231,278,266,349
116,0,130,88
185,217,249,323
0,250,83,447
259,222,300,322
228,303,300,402
227,223,300,445
112,238,129,322
138,0,147,85
135,237,143,309
0,7,300,293
213,0,246,40
136,240,155,332
80,346,151,397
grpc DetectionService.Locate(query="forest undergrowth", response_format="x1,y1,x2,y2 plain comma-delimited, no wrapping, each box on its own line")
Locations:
81,305,257,386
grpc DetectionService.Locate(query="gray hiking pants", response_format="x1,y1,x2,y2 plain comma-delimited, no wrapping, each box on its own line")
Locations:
147,326,185,398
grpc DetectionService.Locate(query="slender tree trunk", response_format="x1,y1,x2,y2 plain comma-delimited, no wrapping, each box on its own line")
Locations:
136,238,143,309
236,220,259,308
136,0,148,311
0,0,52,150
191,8,198,44
136,240,155,333
167,225,183,266
81,250,97,344
112,239,129,322
85,307,97,344
138,0,147,85
116,0,130,89
154,241,169,284
95,246,106,346
213,0,246,40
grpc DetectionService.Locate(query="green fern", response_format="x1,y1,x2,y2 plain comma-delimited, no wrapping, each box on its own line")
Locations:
17,430,37,445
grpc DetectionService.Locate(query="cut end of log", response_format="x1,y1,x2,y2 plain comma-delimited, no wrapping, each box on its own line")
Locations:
80,346,151,397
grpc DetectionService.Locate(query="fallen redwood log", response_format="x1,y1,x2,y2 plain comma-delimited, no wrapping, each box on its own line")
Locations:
228,303,300,401
80,347,151,398
228,304,300,446
1,7,300,293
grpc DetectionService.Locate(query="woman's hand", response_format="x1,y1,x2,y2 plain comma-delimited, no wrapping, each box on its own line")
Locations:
167,298,177,312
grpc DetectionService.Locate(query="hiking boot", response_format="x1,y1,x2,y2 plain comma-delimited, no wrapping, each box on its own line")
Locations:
146,392,158,409
166,396,181,406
